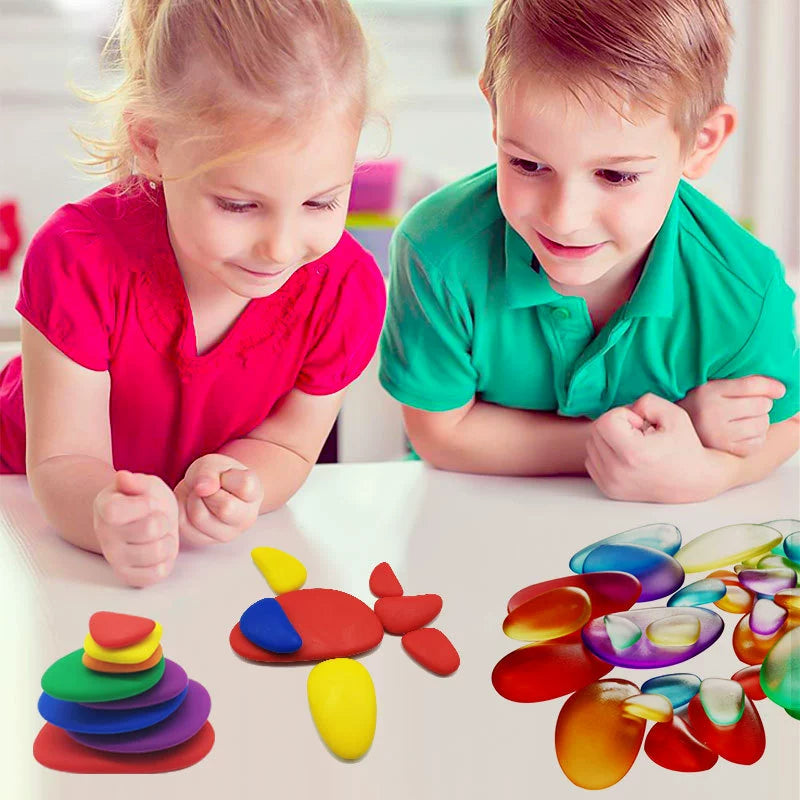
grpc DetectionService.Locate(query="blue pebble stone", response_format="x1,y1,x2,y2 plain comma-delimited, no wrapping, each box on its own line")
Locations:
240,597,303,654
784,532,800,563
569,523,681,574
667,578,726,607
642,673,701,710
38,686,188,734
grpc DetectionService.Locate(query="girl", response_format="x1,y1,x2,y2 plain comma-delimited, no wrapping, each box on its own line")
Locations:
0,0,386,587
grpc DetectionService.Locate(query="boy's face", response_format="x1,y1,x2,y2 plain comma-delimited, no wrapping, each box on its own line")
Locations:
493,78,687,292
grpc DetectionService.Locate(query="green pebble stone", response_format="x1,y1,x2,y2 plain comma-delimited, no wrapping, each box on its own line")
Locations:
41,649,165,702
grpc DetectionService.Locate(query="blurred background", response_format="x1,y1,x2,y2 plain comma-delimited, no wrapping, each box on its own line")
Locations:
0,0,798,460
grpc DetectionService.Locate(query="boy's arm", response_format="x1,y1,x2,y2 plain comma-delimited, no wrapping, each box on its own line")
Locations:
403,398,592,476
724,415,800,490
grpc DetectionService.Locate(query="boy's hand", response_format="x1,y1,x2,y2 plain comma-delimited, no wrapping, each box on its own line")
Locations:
174,454,263,547
585,394,734,503
93,470,180,588
678,376,784,457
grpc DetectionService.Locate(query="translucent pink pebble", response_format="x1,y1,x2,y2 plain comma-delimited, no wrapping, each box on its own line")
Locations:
738,567,797,596
759,627,800,712
502,587,591,642
674,524,782,573
555,679,645,790
749,598,788,636
622,693,672,723
603,614,642,650
582,607,723,669
699,678,745,725
645,615,701,647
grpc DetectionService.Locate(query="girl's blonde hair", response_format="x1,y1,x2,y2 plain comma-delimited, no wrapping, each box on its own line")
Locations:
77,0,369,181
481,0,732,149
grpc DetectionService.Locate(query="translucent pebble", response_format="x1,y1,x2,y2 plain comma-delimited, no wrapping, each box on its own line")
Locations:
739,554,765,569
760,627,800,712
555,679,646,790
687,693,765,764
732,614,789,665
603,614,642,650
731,665,767,701
761,518,800,535
667,578,726,607
698,678,745,725
738,567,797,596
622,692,673,723
749,598,788,636
569,523,681,573
502,586,591,641
582,607,723,668
773,587,800,612
784,532,800,562
714,582,755,614
641,673,701,710
644,716,718,772
674,524,782,573
582,544,684,602
757,554,800,578
646,615,701,647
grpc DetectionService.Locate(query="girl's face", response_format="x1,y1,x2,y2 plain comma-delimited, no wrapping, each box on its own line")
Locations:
152,109,361,300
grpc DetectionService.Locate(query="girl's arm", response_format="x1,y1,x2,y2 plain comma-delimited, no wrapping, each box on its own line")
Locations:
402,398,592,476
219,387,345,513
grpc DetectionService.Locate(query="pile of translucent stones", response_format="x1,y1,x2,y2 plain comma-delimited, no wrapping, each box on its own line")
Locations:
492,520,800,790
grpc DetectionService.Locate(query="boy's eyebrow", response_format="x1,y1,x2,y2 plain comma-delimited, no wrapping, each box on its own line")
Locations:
499,137,656,165
218,181,352,199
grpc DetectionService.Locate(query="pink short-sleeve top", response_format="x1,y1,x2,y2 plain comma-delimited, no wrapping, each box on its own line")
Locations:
0,179,386,487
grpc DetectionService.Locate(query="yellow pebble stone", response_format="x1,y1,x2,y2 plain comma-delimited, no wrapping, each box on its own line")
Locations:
251,546,307,594
674,524,782,573
622,692,673,723
645,615,701,647
774,588,800,612
307,658,376,760
83,622,163,664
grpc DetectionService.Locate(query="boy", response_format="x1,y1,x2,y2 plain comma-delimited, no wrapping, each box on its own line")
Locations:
379,0,798,503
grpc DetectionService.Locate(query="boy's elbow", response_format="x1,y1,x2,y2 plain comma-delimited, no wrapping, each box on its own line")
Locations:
402,405,468,471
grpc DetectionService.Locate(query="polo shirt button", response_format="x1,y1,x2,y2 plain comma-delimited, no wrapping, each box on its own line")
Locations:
552,307,570,320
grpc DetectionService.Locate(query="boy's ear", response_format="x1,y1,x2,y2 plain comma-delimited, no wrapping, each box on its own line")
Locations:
479,75,498,145
682,104,737,179
126,112,162,178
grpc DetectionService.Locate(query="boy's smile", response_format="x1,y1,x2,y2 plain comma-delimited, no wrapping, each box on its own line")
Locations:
492,77,687,298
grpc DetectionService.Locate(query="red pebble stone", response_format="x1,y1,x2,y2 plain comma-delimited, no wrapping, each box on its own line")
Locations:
687,692,766,764
230,588,383,663
491,631,613,702
401,628,460,676
33,722,214,773
731,665,767,701
369,562,404,597
644,716,718,772
507,572,641,618
374,594,442,635
88,612,156,649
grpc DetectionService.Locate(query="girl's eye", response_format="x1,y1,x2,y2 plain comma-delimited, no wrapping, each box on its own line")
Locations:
597,170,640,186
304,198,341,212
509,157,547,175
216,197,257,213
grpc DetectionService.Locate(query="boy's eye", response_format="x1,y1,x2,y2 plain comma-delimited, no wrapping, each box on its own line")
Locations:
304,198,341,212
597,170,640,186
216,197,257,213
509,157,547,175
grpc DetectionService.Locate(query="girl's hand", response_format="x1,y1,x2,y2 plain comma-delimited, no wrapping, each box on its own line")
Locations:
585,394,737,503
174,454,263,547
93,470,180,587
677,376,785,457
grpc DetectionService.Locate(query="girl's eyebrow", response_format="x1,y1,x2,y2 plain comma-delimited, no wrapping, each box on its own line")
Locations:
218,181,352,199
499,136,656,165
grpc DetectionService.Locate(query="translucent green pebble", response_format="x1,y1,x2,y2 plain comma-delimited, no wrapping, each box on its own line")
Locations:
699,678,745,725
674,524,782,573
760,627,800,712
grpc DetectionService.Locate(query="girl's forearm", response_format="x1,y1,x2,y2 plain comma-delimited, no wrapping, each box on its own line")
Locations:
27,455,115,553
219,437,315,513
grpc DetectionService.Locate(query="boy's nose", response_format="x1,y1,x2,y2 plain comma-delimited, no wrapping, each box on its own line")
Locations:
539,182,592,239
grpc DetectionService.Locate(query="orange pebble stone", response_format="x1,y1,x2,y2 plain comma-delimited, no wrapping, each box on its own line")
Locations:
82,646,163,674
502,586,591,642
555,679,646,790
733,614,790,665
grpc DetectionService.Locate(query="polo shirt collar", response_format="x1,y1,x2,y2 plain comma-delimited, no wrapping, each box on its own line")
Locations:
504,223,560,309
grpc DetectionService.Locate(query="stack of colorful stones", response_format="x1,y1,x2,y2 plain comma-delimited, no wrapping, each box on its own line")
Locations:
34,611,214,773
492,519,800,790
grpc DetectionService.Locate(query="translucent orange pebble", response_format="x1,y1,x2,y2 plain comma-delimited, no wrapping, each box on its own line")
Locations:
555,679,645,790
687,692,766,764
502,586,591,641
733,614,791,665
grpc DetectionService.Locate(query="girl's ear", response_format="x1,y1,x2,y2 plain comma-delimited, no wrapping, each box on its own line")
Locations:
682,104,737,179
126,112,161,177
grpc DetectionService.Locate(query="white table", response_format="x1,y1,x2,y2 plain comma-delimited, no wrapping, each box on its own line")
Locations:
1,461,798,799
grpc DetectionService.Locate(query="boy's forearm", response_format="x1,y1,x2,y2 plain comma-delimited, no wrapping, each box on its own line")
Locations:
219,437,315,513
27,455,115,554
409,401,593,476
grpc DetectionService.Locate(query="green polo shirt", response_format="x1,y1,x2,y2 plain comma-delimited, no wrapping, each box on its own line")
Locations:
379,165,799,422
